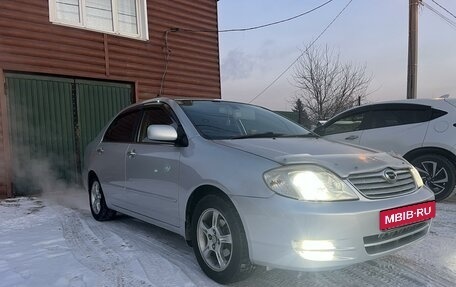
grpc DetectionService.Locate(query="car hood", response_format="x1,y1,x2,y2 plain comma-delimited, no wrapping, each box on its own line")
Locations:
215,138,409,178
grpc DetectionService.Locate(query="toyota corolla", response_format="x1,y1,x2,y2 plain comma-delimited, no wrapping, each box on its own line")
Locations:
83,98,435,284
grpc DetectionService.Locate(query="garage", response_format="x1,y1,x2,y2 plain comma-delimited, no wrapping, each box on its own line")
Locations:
0,0,221,198
6,73,132,194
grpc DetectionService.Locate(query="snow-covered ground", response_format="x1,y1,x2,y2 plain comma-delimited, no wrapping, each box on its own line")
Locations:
1,190,455,287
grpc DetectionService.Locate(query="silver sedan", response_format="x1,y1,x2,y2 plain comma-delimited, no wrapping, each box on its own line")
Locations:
83,98,435,284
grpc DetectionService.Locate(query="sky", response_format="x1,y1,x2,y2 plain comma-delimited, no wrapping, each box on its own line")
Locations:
217,0,456,111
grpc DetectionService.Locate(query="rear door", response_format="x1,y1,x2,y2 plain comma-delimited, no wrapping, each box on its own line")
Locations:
359,104,431,155
124,104,181,227
94,109,142,207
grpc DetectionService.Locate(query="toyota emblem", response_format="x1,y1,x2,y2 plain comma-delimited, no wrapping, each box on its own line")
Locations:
383,169,398,184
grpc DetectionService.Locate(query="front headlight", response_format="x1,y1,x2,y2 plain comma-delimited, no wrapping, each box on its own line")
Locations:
410,166,424,188
263,165,359,201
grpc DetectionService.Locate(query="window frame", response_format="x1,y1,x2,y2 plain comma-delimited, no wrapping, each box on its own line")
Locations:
48,0,149,41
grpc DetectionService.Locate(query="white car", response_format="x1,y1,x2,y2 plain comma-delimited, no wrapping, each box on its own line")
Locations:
314,98,456,201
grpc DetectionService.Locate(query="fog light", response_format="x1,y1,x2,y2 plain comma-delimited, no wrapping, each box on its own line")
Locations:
292,240,336,261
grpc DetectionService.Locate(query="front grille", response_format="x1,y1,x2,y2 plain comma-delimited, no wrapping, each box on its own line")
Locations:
363,221,430,254
348,169,417,199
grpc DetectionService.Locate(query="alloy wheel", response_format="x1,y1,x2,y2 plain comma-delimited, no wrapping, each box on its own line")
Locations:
90,181,102,214
197,208,233,271
415,160,449,196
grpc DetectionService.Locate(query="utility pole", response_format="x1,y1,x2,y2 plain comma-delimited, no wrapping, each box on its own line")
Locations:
407,0,420,99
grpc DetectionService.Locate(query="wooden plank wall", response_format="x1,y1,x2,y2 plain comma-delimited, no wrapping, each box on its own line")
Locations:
0,0,221,197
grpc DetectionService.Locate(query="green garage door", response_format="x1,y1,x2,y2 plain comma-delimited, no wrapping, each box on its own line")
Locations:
6,74,132,195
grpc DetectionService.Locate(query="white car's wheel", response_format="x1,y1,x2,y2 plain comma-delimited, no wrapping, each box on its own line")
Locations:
191,195,253,284
411,154,456,201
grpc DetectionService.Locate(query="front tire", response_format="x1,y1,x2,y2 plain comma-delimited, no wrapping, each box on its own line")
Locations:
191,195,253,284
89,178,116,221
410,154,456,201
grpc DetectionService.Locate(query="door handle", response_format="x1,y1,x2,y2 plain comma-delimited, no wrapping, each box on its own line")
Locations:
127,149,136,158
345,135,359,140
96,147,104,154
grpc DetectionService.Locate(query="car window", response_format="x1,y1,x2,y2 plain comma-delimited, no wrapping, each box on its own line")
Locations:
431,108,448,120
324,113,366,135
366,109,429,129
178,100,310,140
240,112,294,135
104,110,142,143
138,106,178,143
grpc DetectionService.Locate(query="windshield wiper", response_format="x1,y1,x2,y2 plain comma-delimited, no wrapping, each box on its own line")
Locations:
231,132,320,140
230,132,284,139
279,133,319,138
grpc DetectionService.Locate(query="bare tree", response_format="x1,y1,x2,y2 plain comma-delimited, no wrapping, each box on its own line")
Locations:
292,45,371,122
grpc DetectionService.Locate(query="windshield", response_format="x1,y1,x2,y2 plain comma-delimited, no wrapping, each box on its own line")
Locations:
178,100,313,140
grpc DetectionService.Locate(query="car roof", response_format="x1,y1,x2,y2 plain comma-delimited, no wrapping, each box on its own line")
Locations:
341,98,452,114
369,98,452,105
142,97,223,102
320,97,455,125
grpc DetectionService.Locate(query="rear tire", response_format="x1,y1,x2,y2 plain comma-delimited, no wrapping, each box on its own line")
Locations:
410,154,456,201
191,195,254,284
89,178,116,221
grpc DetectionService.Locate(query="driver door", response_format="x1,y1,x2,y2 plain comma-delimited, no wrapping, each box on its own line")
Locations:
318,112,368,145
124,104,182,227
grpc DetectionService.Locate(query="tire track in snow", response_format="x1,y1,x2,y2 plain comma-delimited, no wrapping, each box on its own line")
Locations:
100,216,220,287
58,208,155,287
83,213,204,287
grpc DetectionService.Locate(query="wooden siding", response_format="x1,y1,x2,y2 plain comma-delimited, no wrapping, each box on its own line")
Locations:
0,0,221,197
0,0,221,98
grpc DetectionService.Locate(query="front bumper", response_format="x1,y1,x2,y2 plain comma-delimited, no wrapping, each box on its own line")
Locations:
231,186,434,271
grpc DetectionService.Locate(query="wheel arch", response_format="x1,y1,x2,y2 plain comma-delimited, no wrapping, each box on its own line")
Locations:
403,147,456,168
184,185,240,243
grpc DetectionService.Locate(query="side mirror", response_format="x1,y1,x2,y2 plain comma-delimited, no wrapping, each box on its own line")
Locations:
147,125,178,142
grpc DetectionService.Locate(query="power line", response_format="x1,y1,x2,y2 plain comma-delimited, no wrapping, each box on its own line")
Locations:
173,0,336,33
159,0,337,96
158,30,172,97
430,0,456,20
248,0,354,104
423,1,456,30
